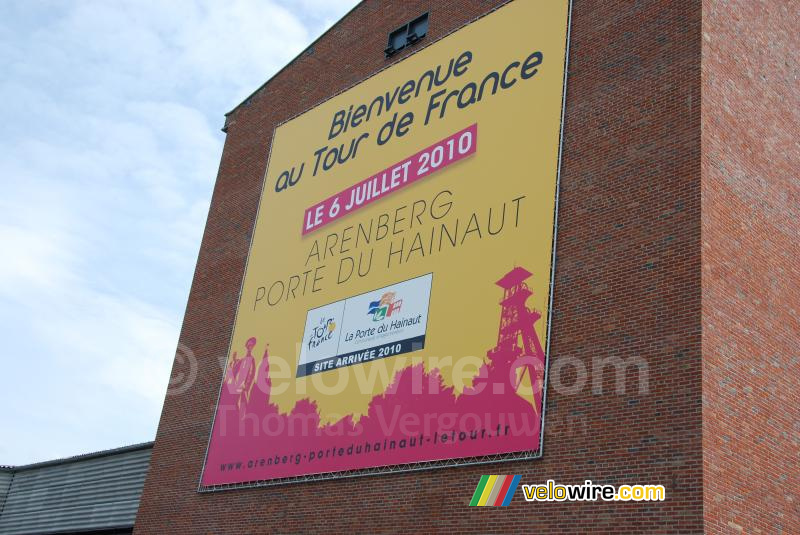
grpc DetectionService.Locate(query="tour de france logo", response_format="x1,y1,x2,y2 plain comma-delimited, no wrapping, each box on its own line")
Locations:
367,291,403,322
308,317,336,349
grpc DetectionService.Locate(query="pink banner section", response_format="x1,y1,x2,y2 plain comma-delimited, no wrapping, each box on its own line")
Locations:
302,123,478,235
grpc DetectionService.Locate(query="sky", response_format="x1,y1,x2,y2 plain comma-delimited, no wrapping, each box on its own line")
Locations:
0,0,359,466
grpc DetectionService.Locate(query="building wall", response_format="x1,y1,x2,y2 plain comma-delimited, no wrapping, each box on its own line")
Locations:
0,470,11,520
701,1,800,533
136,1,704,533
0,444,151,535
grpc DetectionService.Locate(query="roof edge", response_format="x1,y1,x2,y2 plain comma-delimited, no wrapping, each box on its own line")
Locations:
225,1,365,118
4,441,154,472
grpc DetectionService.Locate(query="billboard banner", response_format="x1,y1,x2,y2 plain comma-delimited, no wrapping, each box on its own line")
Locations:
201,0,570,487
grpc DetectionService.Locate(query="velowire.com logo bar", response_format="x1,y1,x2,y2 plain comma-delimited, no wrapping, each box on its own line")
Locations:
469,477,667,506
469,475,521,506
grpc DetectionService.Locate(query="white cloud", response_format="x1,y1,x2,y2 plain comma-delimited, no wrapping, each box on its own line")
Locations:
0,0,359,464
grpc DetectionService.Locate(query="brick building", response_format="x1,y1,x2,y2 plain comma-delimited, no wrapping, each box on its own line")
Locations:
134,1,799,533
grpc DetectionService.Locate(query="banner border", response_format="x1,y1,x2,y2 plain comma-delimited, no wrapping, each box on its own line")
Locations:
197,0,573,492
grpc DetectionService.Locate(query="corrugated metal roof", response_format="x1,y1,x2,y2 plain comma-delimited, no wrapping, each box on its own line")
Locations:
8,442,153,472
0,443,152,535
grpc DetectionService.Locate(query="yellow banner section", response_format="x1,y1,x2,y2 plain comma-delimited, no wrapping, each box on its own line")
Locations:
225,0,569,423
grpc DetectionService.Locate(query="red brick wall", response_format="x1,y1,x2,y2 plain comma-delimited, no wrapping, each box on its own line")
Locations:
135,1,704,532
702,1,800,533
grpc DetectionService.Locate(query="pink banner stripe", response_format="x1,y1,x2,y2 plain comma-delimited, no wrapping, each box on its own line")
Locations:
302,123,477,235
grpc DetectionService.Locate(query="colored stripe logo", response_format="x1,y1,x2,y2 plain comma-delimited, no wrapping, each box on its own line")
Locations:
469,475,521,506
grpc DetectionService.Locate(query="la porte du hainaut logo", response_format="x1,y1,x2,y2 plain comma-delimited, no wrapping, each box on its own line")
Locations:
367,291,402,322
